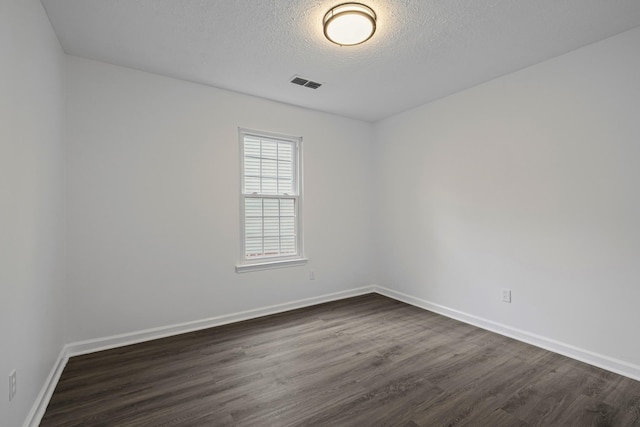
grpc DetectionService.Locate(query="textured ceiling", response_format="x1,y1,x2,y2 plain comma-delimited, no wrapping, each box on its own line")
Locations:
41,0,640,122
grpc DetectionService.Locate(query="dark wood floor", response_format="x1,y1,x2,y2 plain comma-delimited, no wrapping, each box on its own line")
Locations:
41,294,640,426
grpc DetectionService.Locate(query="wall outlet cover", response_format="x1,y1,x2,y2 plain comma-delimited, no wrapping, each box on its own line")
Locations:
502,289,512,303
9,370,16,402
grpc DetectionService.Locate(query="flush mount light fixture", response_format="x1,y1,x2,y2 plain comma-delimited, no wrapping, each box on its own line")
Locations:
323,3,376,46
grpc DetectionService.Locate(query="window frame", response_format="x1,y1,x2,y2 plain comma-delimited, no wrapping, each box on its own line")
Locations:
236,128,307,273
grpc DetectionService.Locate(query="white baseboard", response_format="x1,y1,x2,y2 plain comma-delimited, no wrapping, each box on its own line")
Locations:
25,283,640,426
24,348,69,427
65,286,375,358
373,285,640,382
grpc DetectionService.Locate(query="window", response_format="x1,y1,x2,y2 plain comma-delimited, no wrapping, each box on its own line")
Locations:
236,128,306,272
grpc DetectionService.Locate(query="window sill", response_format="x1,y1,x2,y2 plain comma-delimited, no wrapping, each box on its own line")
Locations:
236,257,308,273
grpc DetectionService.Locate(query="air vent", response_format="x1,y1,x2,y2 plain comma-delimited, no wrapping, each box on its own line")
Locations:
304,81,322,89
291,77,308,86
290,76,322,90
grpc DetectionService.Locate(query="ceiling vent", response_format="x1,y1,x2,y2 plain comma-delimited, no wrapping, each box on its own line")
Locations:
290,76,322,89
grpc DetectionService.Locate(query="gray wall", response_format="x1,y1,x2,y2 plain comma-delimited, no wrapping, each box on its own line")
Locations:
0,0,66,425
64,56,375,342
374,27,640,369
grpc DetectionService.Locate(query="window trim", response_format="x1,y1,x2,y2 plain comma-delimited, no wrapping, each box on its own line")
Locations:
236,127,307,273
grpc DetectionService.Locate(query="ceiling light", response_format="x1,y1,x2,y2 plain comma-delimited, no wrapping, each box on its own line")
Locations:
323,3,376,46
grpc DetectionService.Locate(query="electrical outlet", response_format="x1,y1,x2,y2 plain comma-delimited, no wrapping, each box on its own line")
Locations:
502,289,512,303
9,370,16,402
309,270,316,280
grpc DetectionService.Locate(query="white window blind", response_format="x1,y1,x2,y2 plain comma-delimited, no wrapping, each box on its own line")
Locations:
238,129,305,271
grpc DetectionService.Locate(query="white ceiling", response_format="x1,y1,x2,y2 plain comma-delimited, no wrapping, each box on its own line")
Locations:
41,0,640,122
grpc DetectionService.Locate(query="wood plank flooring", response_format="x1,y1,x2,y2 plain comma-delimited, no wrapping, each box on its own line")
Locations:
41,294,640,426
